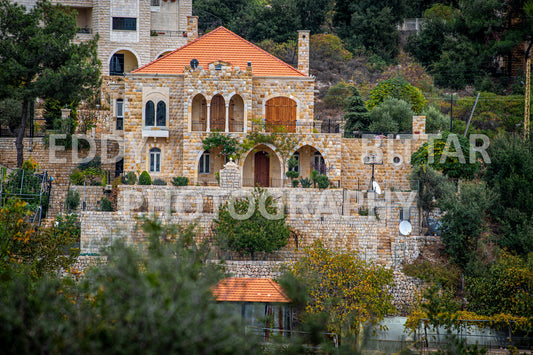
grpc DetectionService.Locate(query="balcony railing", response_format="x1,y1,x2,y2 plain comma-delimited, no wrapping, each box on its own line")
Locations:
151,30,187,38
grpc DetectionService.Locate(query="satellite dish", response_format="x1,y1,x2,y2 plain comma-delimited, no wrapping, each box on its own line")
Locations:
190,58,199,69
372,181,382,195
399,220,412,236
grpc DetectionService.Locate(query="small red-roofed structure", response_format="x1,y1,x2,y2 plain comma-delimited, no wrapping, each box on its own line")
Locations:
212,278,293,339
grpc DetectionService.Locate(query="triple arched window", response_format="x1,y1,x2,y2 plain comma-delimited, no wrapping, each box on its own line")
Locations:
145,100,166,127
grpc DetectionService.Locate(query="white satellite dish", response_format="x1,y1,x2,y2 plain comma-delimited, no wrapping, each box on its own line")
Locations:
372,181,382,195
399,220,412,236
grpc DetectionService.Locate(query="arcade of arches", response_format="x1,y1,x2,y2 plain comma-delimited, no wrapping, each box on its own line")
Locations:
191,94,245,132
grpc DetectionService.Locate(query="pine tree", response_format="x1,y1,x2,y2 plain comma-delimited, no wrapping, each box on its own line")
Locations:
343,86,370,136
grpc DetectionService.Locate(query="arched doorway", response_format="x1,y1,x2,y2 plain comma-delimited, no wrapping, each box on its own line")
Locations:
254,151,270,187
265,97,296,133
210,94,225,131
294,145,326,178
242,145,281,187
191,94,207,131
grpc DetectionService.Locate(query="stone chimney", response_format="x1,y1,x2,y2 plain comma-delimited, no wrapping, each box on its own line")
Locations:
186,16,198,42
297,30,310,76
412,116,427,138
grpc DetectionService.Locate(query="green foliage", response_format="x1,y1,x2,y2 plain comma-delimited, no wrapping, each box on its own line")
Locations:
171,176,189,186
285,170,299,179
202,132,243,160
422,104,449,133
483,135,533,255
323,81,355,109
316,174,330,189
0,216,258,353
367,77,427,114
343,85,371,135
0,0,101,166
411,131,480,179
288,240,394,337
0,98,22,134
438,181,496,268
124,171,137,185
65,189,80,212
3,159,46,211
214,188,291,259
69,157,105,186
98,196,114,212
0,200,79,278
152,178,166,186
138,171,152,185
368,98,414,133
299,177,312,188
403,259,461,292
409,166,455,229
466,251,533,317
333,0,407,63
310,34,353,63
291,179,299,188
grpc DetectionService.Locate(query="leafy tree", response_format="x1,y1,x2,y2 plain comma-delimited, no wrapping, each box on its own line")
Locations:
368,98,415,133
323,81,356,109
409,165,455,229
287,240,394,338
411,131,480,179
0,216,259,353
438,181,496,268
214,188,290,260
0,98,22,135
310,33,353,63
367,77,427,114
422,104,449,133
467,251,533,317
333,0,407,63
0,199,79,278
342,86,370,135
0,0,101,167
483,135,533,255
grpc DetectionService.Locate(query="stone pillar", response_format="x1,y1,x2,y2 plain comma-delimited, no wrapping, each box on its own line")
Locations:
219,159,242,188
225,103,229,132
297,30,310,76
187,16,198,42
206,103,211,132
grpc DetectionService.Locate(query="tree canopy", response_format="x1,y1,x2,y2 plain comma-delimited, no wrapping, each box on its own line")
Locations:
0,0,101,166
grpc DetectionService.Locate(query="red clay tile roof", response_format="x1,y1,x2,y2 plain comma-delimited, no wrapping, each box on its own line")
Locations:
132,27,306,77
212,277,291,303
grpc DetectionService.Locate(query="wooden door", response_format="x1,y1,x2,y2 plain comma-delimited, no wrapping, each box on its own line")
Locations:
254,151,270,187
210,95,225,131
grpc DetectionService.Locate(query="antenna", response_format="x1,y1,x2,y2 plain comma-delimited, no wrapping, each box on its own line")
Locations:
190,58,199,70
399,220,412,236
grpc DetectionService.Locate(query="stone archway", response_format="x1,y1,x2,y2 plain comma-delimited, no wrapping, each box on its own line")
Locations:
110,50,138,75
242,145,282,187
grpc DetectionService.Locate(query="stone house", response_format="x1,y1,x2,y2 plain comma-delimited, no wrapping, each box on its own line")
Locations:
106,24,427,189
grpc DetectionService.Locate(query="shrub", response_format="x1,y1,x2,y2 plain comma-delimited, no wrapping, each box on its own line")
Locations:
152,178,166,186
138,171,152,185
124,172,137,185
316,175,330,189
300,177,312,188
99,197,113,211
286,170,299,179
69,169,84,185
292,179,299,188
171,176,189,186
111,176,122,188
65,190,80,212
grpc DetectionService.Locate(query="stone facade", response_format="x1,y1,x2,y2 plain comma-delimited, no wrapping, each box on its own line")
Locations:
14,0,192,75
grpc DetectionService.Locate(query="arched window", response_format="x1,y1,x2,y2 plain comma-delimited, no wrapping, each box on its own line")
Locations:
199,151,210,174
156,101,166,126
145,100,155,126
149,148,161,172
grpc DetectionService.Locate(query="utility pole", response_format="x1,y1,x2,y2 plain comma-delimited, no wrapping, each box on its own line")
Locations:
525,56,531,142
